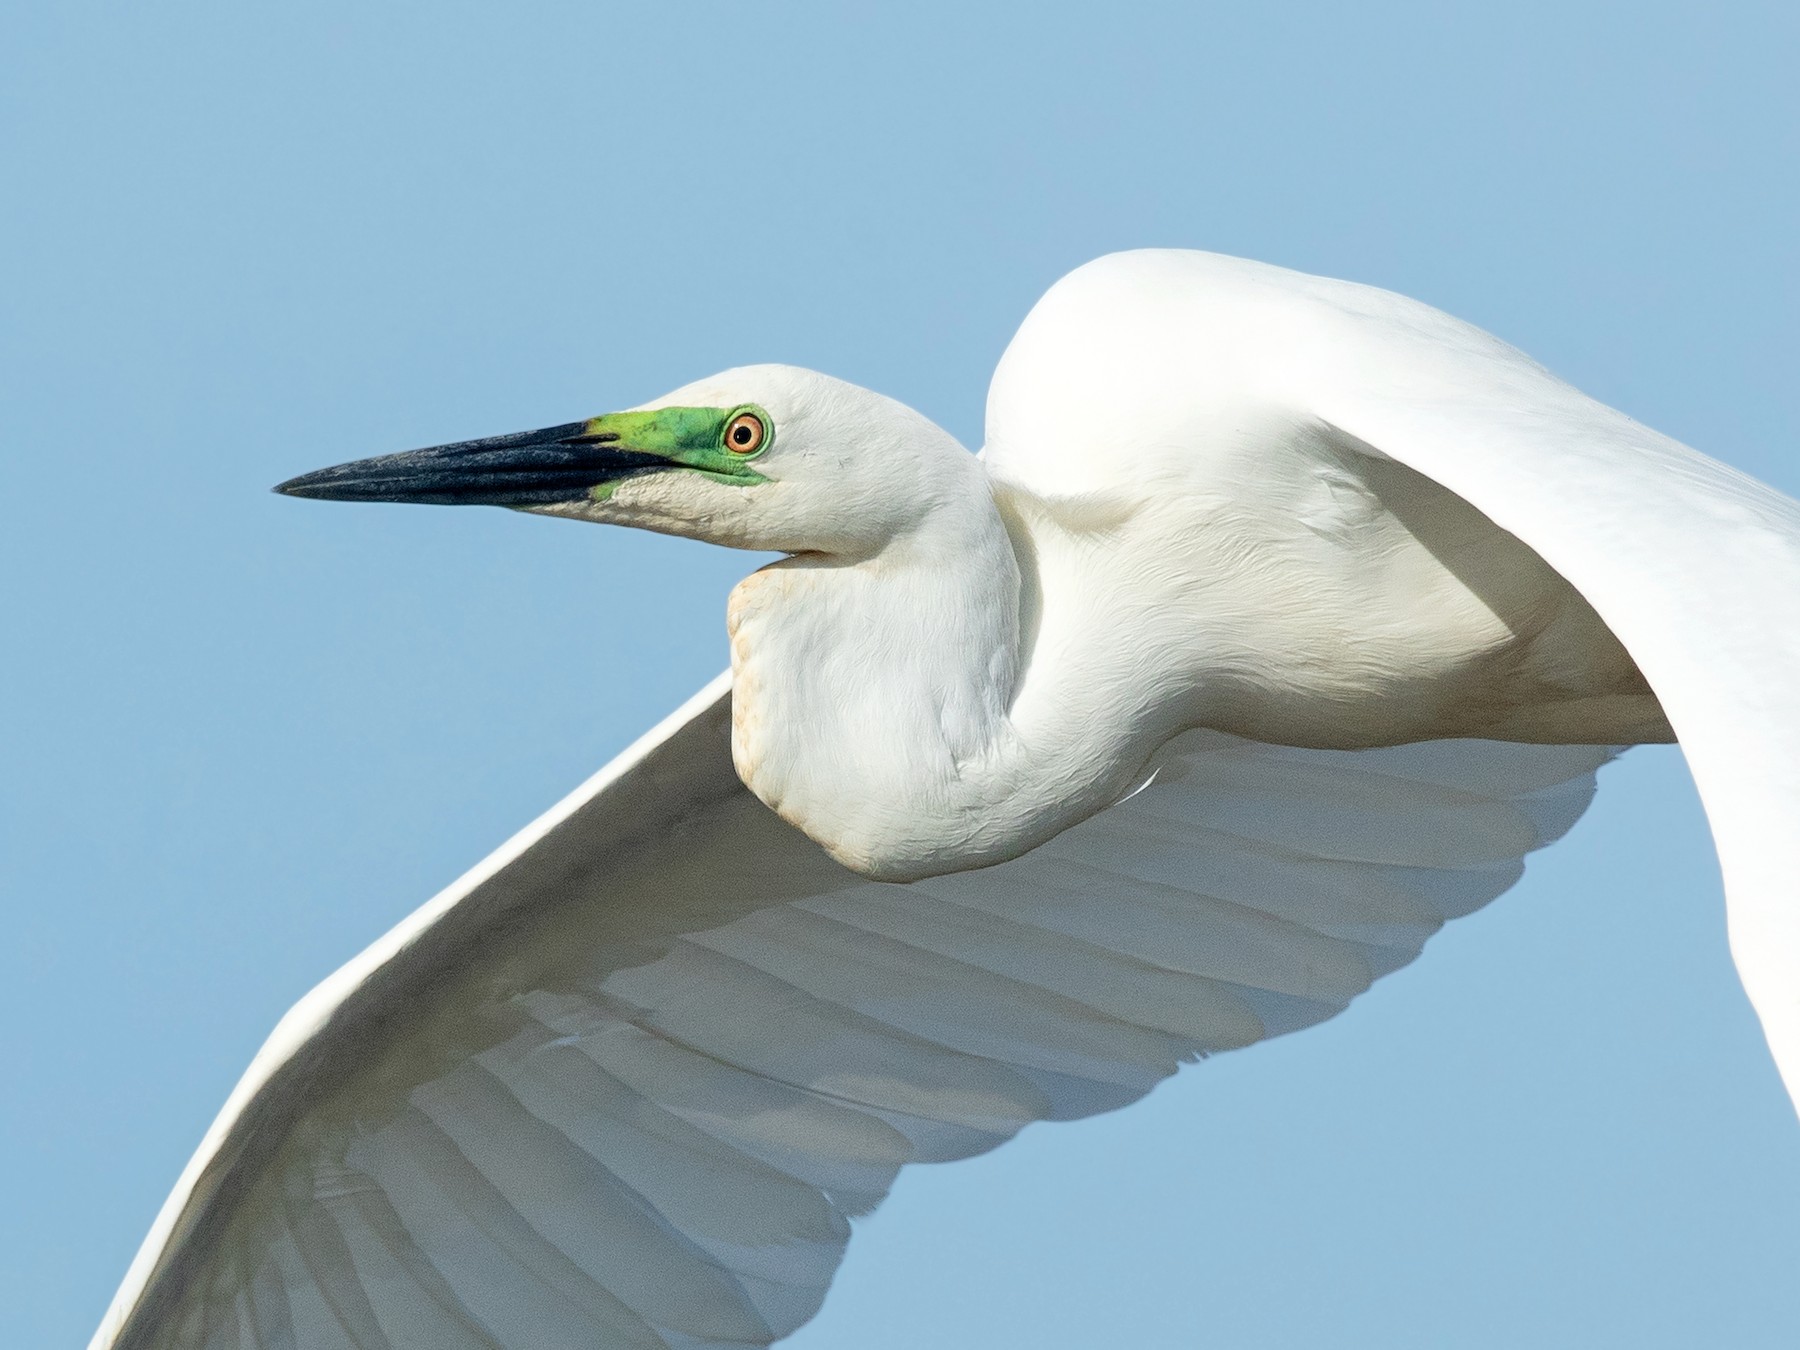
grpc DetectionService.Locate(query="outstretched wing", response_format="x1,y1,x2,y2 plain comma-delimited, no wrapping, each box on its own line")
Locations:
990,248,1800,1117
94,671,1609,1350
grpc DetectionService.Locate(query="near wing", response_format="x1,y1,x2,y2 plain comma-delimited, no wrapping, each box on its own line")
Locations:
94,672,1610,1350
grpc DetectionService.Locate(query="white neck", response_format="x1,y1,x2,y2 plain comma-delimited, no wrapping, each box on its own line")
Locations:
725,461,1137,881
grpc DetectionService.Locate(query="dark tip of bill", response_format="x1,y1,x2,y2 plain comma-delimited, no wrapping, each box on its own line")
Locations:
273,471,329,498
273,462,381,499
271,461,412,502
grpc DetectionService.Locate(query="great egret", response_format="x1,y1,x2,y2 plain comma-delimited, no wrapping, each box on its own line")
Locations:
95,250,1800,1350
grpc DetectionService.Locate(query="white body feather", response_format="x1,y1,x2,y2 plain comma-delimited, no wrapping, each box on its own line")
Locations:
727,259,1668,880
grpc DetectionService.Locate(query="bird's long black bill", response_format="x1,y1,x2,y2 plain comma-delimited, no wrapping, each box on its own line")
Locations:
273,422,669,506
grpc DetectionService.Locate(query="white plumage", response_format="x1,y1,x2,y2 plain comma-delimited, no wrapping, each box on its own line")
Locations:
95,250,1800,1349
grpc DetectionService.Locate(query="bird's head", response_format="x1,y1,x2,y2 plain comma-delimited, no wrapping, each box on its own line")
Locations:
276,365,975,558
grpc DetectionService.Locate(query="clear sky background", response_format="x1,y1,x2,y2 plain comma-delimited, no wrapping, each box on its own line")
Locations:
6,3,1800,1347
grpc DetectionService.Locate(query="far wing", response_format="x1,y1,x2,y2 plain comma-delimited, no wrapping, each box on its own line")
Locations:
95,671,1609,1350
1288,267,1800,1110
983,249,1800,1118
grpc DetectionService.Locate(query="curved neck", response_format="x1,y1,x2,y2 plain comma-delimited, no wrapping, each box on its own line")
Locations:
726,467,1131,881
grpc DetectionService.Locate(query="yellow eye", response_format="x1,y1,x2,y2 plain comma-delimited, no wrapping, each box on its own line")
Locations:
725,412,767,455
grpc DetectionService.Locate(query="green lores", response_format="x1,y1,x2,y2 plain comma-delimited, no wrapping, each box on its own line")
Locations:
272,404,773,509
581,404,773,503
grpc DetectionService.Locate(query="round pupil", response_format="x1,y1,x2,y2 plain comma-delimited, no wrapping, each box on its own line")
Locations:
733,424,752,445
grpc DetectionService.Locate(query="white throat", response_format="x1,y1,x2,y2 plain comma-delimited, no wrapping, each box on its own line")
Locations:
725,462,1130,881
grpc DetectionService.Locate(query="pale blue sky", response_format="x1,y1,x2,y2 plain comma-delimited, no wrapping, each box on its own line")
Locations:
6,3,1799,1346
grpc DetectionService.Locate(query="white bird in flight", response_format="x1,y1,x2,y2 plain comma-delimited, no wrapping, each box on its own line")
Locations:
95,250,1800,1350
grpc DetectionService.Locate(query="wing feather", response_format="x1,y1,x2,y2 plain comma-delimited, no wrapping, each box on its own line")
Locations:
1283,267,1800,1105
95,677,1610,1349
985,247,1800,1115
